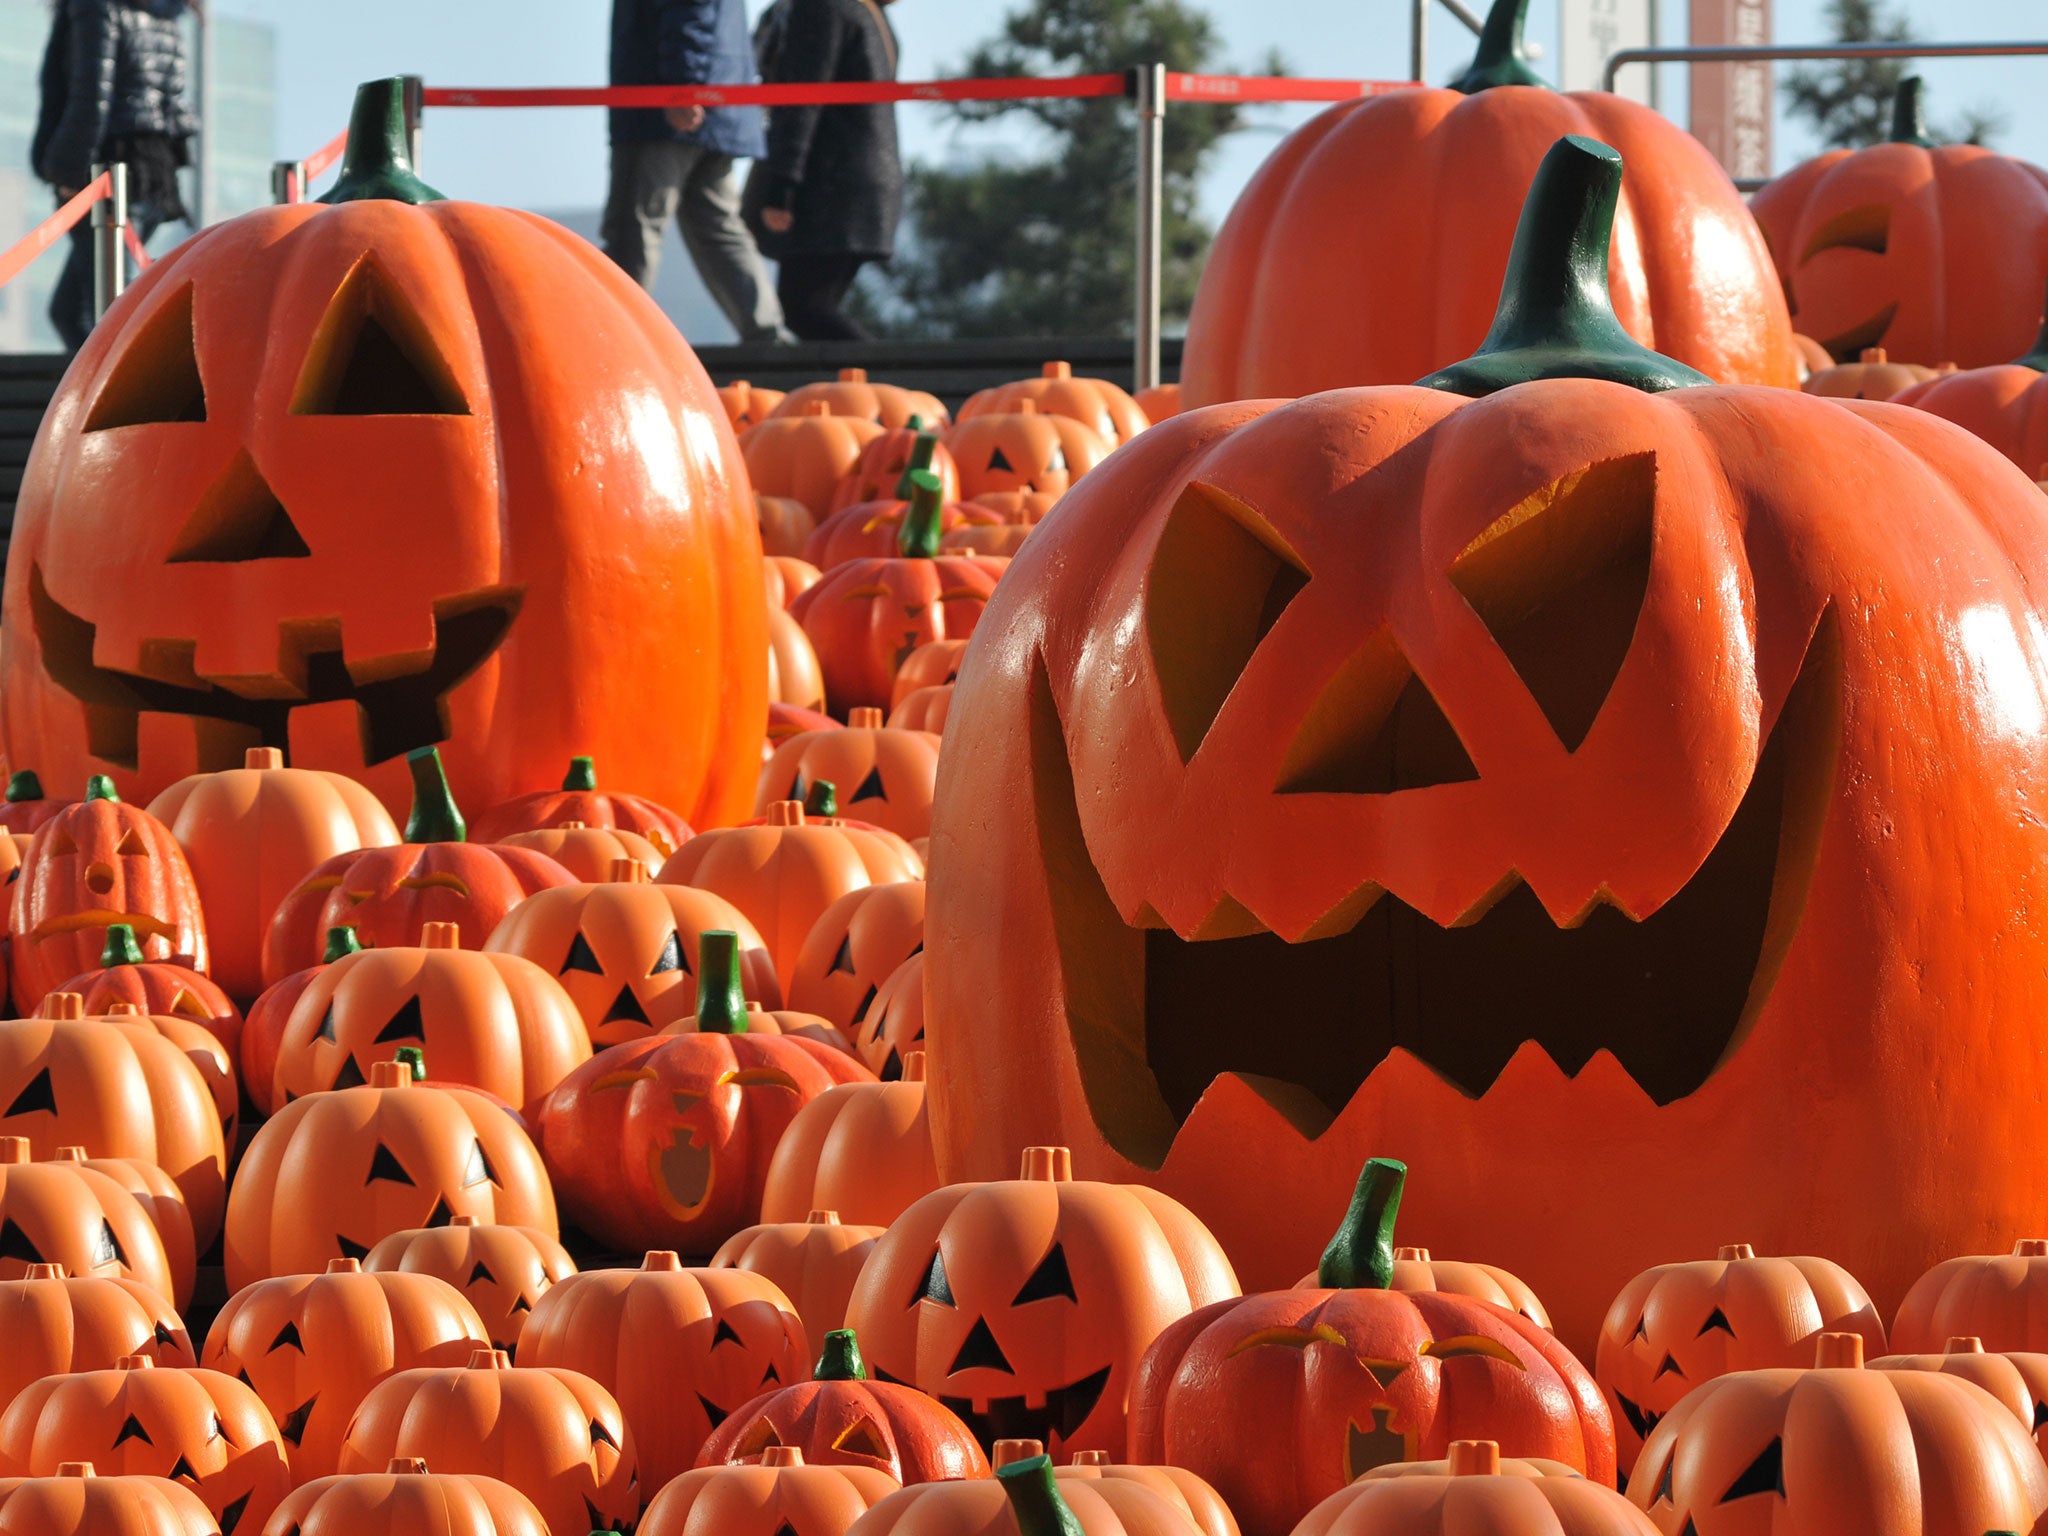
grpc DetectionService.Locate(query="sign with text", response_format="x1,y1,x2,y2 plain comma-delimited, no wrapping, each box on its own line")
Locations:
1690,0,1773,180
1560,0,1655,105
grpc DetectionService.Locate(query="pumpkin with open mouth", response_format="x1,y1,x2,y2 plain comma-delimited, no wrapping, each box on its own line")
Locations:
925,131,2048,1355
0,79,768,831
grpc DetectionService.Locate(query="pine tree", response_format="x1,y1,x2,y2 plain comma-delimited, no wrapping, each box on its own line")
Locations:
1783,0,2001,149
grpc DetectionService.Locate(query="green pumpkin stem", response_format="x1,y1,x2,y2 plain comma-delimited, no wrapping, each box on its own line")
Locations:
897,469,946,559
85,775,119,804
1417,135,1714,397
1318,1156,1407,1290
694,931,750,1035
1890,76,1938,147
1447,0,1547,93
322,927,364,964
997,1455,1087,1536
403,747,466,844
320,78,444,205
816,1330,868,1381
803,781,839,819
394,1046,427,1080
894,431,942,501
5,771,44,805
99,924,146,969
562,757,598,793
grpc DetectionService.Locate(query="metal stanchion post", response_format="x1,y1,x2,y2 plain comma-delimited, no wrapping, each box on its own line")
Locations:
91,161,129,321
402,75,426,173
271,161,296,205
1412,0,1429,84
1132,63,1165,395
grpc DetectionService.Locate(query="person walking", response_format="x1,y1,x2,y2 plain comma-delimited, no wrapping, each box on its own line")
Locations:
746,0,902,341
605,0,793,344
32,0,197,352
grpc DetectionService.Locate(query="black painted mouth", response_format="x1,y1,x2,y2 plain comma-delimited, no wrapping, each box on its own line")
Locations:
1614,1393,1662,1443
29,564,522,772
874,1363,1109,1456
1033,614,1839,1169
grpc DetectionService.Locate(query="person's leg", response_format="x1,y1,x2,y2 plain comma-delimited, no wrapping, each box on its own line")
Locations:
599,140,682,292
676,149,791,343
778,255,871,342
49,216,96,352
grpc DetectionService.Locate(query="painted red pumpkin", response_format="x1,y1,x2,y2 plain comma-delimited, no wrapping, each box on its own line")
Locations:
239,926,358,1117
0,1462,221,1536
146,748,400,1001
846,1145,1238,1460
721,380,788,433
789,473,1006,715
923,131,2048,1360
1304,1246,1549,1329
786,881,924,1038
759,711,941,844
0,772,71,835
518,1251,807,1495
1893,1239,2048,1353
535,998,871,1254
712,1212,885,1360
643,1445,899,1536
0,1356,290,1536
1594,1243,1886,1474
264,1458,549,1536
1,84,767,834
959,362,1151,449
1129,1160,1613,1536
1750,76,2048,366
0,1263,195,1415
56,925,241,1059
0,1139,177,1305
364,1216,575,1358
696,1327,987,1486
761,1051,940,1228
337,1348,637,1535
11,779,207,1015
828,421,963,513
269,921,589,1115
467,756,694,858
261,748,573,988
804,497,1002,573
1293,1440,1654,1536
224,1057,557,1292
944,405,1112,501
771,369,949,431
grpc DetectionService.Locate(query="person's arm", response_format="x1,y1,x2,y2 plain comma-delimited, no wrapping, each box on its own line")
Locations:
652,0,718,132
760,0,847,217
37,0,117,194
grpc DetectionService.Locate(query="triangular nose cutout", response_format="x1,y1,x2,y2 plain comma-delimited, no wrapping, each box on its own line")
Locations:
1277,626,1478,794
168,451,311,563
948,1316,1013,1374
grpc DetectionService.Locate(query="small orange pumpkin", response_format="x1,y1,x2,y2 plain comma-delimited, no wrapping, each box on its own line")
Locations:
745,407,887,517
887,688,954,735
1871,1335,2048,1456
239,927,358,1118
851,1450,1206,1536
1039,1446,1240,1536
467,757,694,858
889,642,968,709
0,771,70,835
55,925,241,1059
766,557,825,611
721,380,788,433
1893,1239,2048,1353
0,1460,221,1535
1801,347,1941,401
45,1148,195,1313
76,999,236,1155
643,1444,899,1535
786,881,924,1038
944,403,1112,500
1295,1440,1651,1536
771,369,948,431
758,711,940,844
761,1051,941,1228
759,494,822,559
0,1139,177,1304
965,489,1061,525
829,420,963,513
851,953,925,1081
264,1458,549,1536
1134,383,1182,423
803,495,1001,572
958,361,1151,448
494,823,665,883
711,1211,885,1359
770,608,829,711
364,1216,575,1358
0,1263,195,1415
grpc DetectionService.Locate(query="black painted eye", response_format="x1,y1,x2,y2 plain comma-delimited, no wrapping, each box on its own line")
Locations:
920,1248,954,1306
988,447,1014,473
1721,1438,1784,1502
114,1414,153,1446
562,934,603,974
1698,1308,1733,1336
1011,1241,1076,1304
375,997,424,1043
850,767,886,803
649,934,683,975
712,1319,742,1347
366,1145,414,1185
829,935,856,975
6,1067,56,1117
269,1322,304,1352
469,1261,496,1285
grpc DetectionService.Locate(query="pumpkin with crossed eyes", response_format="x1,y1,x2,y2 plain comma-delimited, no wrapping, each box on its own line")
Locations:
1129,1161,1615,1536
485,866,776,1047
261,749,573,989
0,1356,291,1536
519,1251,807,1496
364,1216,575,1358
944,404,1112,502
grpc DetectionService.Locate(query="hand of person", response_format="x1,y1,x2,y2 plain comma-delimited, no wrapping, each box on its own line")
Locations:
762,208,795,233
665,105,707,133
56,187,79,202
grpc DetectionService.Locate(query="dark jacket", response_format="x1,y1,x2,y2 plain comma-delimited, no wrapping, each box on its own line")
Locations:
33,0,196,193
744,0,902,261
610,0,766,160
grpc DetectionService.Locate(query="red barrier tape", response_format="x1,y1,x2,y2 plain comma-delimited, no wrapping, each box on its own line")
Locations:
123,224,152,270
0,173,110,294
302,129,349,188
1166,73,1418,102
425,75,1128,109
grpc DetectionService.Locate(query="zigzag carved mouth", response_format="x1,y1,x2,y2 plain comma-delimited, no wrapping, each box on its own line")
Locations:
1033,613,1840,1170
29,564,521,772
873,1363,1110,1457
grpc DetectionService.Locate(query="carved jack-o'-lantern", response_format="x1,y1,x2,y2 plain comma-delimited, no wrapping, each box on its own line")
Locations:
827,420,962,513
364,1216,576,1358
758,710,941,844
0,1463,222,1536
925,132,2048,1355
0,1263,195,1415
0,1140,177,1304
58,926,242,1062
467,756,694,857
845,1145,1237,1460
239,926,358,1117
786,881,925,1039
944,405,1111,501
265,1459,549,1536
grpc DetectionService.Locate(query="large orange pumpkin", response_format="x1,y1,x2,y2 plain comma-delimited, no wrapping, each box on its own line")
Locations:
0,1139,177,1304
11,780,207,1014
924,131,2048,1356
1750,76,2048,367
771,369,948,431
1,80,766,834
1892,1240,2048,1353
1181,0,1797,403
146,748,399,1000
264,1459,549,1536
0,1462,220,1536
467,757,694,858
202,1257,489,1483
364,1216,575,1358
517,1251,807,1496
959,362,1151,449
0,1263,195,1414
761,1051,940,1227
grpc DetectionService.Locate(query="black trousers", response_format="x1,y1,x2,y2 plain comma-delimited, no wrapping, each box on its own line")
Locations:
777,253,871,341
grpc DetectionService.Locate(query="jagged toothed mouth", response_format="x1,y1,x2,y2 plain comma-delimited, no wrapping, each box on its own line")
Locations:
1032,615,1841,1170
1614,1394,1662,1442
29,564,522,771
1346,1408,1414,1479
923,1363,1111,1455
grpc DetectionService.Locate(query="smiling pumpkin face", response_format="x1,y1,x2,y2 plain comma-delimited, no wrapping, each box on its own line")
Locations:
925,373,2048,1355
0,89,767,831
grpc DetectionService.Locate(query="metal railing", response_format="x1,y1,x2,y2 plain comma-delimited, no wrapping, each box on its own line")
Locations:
1604,37,2048,91
1412,0,1487,84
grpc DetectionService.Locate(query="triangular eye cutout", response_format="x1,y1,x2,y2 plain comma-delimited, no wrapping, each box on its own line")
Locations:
114,1414,153,1447
988,447,1014,473
649,934,683,976
336,1235,368,1261
6,1067,57,1117
331,1055,367,1091
462,1140,497,1190
291,258,470,417
1148,482,1309,764
269,1322,304,1352
366,1144,414,1186
93,1220,126,1269
167,451,311,563
116,829,150,856
605,987,649,1026
1655,1456,1674,1504
920,1248,954,1306
2035,1400,2048,1431
850,767,886,804
169,990,210,1020
948,1316,1013,1374
1011,1241,1077,1304
316,1007,338,1043
561,934,604,975
734,1418,782,1458
278,1398,316,1446
217,1492,252,1536
426,1198,455,1227
374,996,426,1043
1720,1437,1784,1501
829,935,857,975
761,1363,780,1384
849,984,878,1026
589,1419,619,1449
711,1318,743,1347
1634,1316,1649,1341
1654,1353,1684,1380
85,284,206,430
1698,1308,1734,1336
154,1322,178,1345
1449,453,1656,752
0,1219,39,1263
832,1415,890,1459
1277,626,1478,794
468,1261,496,1285
166,1455,197,1484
